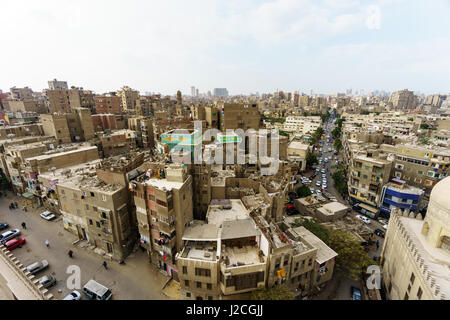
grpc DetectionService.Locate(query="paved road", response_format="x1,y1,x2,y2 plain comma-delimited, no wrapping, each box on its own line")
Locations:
0,191,169,300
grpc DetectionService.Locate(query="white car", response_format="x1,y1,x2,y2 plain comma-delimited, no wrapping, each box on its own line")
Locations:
356,215,371,224
383,224,388,230
40,211,56,221
63,290,82,300
316,190,322,195
316,181,321,187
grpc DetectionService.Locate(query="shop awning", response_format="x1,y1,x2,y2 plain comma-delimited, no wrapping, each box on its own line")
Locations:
358,203,379,213
22,192,34,199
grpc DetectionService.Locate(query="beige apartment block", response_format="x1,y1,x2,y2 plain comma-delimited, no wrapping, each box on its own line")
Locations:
287,141,309,171
9,87,34,100
117,86,140,111
135,96,154,116
46,89,71,113
127,116,155,149
98,129,137,158
47,79,68,90
131,163,193,277
68,87,95,112
57,163,136,261
205,106,220,129
218,103,260,132
0,124,43,139
381,177,450,300
40,109,94,144
348,154,393,209
6,100,47,114
380,144,450,196
390,89,416,110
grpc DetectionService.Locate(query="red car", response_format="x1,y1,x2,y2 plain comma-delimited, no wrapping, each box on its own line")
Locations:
286,204,295,210
5,236,26,251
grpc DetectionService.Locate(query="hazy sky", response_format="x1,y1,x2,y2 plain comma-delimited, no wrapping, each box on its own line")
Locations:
1,0,449,95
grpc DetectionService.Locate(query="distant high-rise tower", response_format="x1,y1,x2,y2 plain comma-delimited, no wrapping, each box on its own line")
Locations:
213,88,228,97
191,86,196,97
195,89,199,97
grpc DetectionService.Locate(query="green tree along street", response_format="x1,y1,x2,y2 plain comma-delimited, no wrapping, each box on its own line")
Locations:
249,285,295,300
279,130,290,137
420,123,430,130
310,127,324,146
296,186,312,198
333,138,342,152
291,218,373,281
306,153,318,167
327,229,374,280
332,169,348,197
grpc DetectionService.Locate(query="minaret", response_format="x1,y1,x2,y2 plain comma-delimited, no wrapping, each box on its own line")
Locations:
177,90,182,105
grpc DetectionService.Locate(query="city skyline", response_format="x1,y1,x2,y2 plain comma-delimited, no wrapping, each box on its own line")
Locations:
1,0,450,95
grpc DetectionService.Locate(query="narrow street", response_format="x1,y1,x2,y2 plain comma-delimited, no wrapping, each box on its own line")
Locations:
0,191,170,300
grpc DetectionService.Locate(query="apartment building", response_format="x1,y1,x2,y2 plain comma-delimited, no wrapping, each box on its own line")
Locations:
135,96,154,116
128,116,155,149
218,103,260,132
0,124,43,139
48,79,68,90
40,109,95,144
205,106,220,129
56,160,136,261
91,114,126,132
380,144,450,196
177,199,267,300
283,116,321,134
68,87,95,113
6,100,47,114
287,141,309,171
117,86,139,111
348,153,393,211
94,94,122,114
3,139,56,193
46,89,71,113
389,89,416,110
379,179,424,217
161,129,202,163
98,129,137,158
381,177,450,300
9,87,34,100
131,163,193,276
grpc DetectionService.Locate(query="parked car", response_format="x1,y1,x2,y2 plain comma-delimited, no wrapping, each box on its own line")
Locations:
374,229,385,238
316,190,322,195
40,211,56,221
286,208,300,216
0,229,21,244
0,223,9,231
63,290,82,300
5,236,26,251
383,224,388,230
321,169,326,173
356,215,371,224
26,260,49,275
316,181,321,187
38,274,56,288
351,286,362,300
286,204,295,210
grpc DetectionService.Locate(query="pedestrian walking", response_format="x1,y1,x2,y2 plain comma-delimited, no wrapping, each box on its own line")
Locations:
21,222,26,229
376,240,380,250
45,239,49,248
68,250,73,258
102,261,108,270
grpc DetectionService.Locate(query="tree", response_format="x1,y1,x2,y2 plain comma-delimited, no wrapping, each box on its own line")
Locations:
420,123,430,130
306,153,318,167
327,229,374,280
249,285,295,300
300,219,330,244
334,138,342,152
296,185,312,198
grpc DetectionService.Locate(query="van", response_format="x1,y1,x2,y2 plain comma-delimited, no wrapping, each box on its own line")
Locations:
82,280,112,300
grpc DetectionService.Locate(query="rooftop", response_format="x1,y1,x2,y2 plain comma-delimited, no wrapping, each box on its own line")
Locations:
182,221,219,241
293,226,338,264
206,199,250,227
221,219,261,240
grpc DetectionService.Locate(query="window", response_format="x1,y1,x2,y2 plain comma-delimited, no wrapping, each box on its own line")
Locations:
93,206,98,212
96,221,101,228
184,280,189,287
102,195,107,201
207,283,212,290
148,194,155,201
183,266,187,274
156,199,167,207
101,212,107,219
195,268,211,277
410,273,415,285
85,204,89,210
196,282,202,288
308,258,312,266
186,292,191,298
89,219,93,225
417,287,422,300
90,192,95,197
